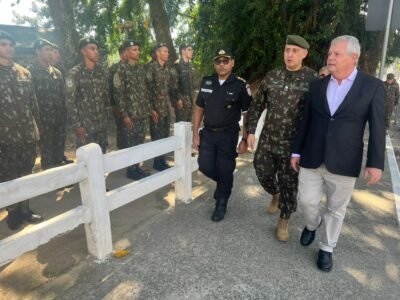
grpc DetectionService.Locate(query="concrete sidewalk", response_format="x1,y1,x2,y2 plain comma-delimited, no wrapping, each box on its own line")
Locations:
1,141,400,299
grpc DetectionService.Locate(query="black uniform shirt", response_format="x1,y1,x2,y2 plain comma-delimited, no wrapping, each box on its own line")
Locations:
196,73,252,129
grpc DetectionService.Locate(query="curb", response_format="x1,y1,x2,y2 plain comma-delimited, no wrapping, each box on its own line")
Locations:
386,135,400,226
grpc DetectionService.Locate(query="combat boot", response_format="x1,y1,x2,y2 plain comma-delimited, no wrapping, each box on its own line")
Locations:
21,209,43,224
266,193,280,214
153,159,170,171
276,218,289,242
6,209,24,230
211,198,228,222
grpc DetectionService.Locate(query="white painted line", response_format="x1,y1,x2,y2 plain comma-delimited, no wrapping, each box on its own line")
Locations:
386,135,400,226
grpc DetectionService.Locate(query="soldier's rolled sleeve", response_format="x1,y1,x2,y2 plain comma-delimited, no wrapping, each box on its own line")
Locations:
246,78,267,134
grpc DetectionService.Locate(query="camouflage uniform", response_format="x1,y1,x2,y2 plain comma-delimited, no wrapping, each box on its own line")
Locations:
383,79,399,129
113,62,152,168
171,59,194,122
145,59,177,165
109,61,128,149
0,63,41,214
65,63,110,153
246,66,318,219
28,62,67,169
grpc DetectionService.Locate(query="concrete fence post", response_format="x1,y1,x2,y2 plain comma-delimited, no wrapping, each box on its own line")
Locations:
174,122,193,203
76,143,113,260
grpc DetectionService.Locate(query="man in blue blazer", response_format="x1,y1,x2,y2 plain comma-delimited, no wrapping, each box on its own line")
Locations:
291,35,385,272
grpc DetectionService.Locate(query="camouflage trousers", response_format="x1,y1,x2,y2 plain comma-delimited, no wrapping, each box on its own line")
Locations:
385,103,396,129
254,148,298,220
113,110,128,150
124,117,148,168
39,122,67,170
150,115,170,163
175,106,193,123
0,142,36,212
76,129,108,154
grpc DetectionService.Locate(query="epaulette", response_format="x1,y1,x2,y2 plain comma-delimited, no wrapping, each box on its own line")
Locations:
14,63,30,80
237,76,247,83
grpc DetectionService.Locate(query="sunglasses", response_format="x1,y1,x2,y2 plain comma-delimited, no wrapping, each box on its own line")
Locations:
214,59,230,65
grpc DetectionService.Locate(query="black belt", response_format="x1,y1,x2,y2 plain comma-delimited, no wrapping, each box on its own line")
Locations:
205,124,237,132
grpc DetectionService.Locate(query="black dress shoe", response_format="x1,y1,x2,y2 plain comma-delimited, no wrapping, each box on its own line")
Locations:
21,209,44,224
211,198,228,222
153,161,170,171
300,227,316,246
317,250,333,272
6,210,24,230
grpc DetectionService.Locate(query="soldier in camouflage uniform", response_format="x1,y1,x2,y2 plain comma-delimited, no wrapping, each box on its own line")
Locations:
383,73,399,129
65,37,110,154
171,44,194,122
145,43,177,171
109,44,128,149
246,35,318,241
113,41,152,180
28,39,67,170
0,31,43,230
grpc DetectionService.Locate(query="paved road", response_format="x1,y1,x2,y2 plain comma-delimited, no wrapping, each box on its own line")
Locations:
1,139,399,299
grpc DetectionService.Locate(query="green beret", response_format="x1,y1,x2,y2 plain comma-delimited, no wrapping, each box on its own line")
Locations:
213,48,234,60
33,38,53,50
78,37,99,50
152,42,168,52
122,40,140,50
0,30,15,45
387,73,395,80
286,35,310,49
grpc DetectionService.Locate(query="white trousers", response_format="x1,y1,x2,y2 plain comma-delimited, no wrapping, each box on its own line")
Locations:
298,165,356,253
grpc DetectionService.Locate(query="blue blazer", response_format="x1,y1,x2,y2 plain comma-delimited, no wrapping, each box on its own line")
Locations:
292,70,385,177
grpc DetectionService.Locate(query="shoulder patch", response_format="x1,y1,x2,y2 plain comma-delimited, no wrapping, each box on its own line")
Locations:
113,73,122,88
205,80,212,85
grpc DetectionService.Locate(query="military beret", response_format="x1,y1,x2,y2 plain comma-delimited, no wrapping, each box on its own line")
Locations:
0,30,15,45
179,44,192,52
78,37,99,50
51,43,60,50
152,42,168,52
122,40,140,50
213,48,234,60
33,38,53,50
387,73,395,80
286,35,310,49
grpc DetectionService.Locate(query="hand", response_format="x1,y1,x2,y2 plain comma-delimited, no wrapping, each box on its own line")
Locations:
247,134,256,151
237,139,248,154
151,110,159,123
192,132,200,151
75,127,87,142
364,167,382,185
290,157,300,173
176,99,184,110
123,116,133,130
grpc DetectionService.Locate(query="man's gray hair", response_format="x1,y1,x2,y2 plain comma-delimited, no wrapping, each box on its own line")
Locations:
331,35,361,58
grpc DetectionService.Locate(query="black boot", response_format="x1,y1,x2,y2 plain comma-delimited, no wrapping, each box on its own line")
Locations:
6,209,24,230
153,159,170,171
211,198,228,222
127,166,150,180
21,209,43,224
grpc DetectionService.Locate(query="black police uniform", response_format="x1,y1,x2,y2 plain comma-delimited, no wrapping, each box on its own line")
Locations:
196,73,252,201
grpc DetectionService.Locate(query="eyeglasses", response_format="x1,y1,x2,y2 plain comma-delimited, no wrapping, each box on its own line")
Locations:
214,59,230,65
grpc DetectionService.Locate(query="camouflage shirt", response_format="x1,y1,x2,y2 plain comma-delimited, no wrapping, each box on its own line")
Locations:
0,63,41,145
109,61,124,107
171,59,194,107
65,63,110,132
113,62,152,119
384,79,399,107
28,62,66,125
247,66,318,154
145,60,177,116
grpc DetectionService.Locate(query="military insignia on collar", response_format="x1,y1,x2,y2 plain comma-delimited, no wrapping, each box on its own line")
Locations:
205,80,212,85
219,50,226,55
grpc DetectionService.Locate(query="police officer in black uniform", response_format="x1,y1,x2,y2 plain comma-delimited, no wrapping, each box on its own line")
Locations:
192,48,252,222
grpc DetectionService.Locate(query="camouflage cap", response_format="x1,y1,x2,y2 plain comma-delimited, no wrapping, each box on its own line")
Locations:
33,38,53,50
78,37,99,50
122,40,140,50
152,42,168,52
286,35,310,49
0,30,15,45
387,73,395,80
213,48,234,60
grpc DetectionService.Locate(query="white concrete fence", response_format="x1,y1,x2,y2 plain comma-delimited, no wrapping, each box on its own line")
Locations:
0,122,198,266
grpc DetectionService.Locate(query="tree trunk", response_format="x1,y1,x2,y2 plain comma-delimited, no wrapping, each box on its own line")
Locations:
47,0,80,70
147,0,177,63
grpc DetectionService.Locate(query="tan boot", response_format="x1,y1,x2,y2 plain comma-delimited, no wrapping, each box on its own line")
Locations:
266,193,280,214
276,218,289,242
